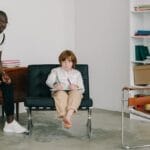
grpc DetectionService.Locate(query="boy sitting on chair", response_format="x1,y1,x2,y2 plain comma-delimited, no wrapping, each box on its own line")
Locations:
46,50,85,128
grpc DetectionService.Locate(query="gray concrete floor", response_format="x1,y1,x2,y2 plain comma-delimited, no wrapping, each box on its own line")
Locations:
0,108,150,150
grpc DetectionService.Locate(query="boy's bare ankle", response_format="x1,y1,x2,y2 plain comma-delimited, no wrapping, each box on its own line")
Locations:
63,116,72,125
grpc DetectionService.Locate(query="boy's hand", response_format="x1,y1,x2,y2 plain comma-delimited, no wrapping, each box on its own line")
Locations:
68,84,78,90
53,83,63,90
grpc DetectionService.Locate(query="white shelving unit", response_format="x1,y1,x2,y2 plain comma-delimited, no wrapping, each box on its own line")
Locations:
130,0,150,85
129,0,150,121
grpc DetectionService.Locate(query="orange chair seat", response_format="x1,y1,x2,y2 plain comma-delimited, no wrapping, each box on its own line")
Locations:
128,96,150,111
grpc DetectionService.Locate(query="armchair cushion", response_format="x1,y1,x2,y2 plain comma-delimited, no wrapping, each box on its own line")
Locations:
24,64,93,109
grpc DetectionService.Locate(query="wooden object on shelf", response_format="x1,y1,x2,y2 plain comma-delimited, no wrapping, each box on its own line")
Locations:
133,65,150,85
0,67,27,120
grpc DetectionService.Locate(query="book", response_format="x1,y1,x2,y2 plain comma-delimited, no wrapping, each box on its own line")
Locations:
50,88,82,92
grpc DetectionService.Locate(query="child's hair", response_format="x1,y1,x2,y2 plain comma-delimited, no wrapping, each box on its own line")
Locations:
59,50,77,68
0,10,8,34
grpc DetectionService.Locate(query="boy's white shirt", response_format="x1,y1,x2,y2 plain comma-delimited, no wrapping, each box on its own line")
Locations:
46,67,85,93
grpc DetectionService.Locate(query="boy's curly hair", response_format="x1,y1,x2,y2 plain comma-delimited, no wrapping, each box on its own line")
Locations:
59,50,77,68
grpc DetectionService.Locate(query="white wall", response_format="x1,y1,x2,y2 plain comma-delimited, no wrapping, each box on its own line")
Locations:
0,0,130,112
1,0,75,65
75,0,130,111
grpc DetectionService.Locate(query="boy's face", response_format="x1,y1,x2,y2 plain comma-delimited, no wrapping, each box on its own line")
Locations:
61,58,73,71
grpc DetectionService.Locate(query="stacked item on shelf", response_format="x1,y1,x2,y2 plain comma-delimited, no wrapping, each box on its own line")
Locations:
134,4,150,11
134,45,150,64
2,59,21,68
135,45,150,61
135,30,150,36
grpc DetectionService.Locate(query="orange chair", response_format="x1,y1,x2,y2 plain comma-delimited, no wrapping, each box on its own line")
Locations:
121,86,150,149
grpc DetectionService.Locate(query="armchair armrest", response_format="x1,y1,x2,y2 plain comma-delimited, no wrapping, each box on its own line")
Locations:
122,86,150,91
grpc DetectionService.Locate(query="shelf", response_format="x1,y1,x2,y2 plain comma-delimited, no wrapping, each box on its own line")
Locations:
131,35,150,39
131,10,150,13
132,60,150,65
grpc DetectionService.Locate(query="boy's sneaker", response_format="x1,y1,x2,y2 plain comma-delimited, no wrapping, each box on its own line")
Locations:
3,120,28,133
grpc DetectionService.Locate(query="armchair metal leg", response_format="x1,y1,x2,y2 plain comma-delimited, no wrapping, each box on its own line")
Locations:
121,90,128,149
87,107,92,139
27,107,33,135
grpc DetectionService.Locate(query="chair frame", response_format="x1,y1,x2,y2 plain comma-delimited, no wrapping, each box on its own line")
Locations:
121,86,150,149
26,106,93,138
25,64,93,138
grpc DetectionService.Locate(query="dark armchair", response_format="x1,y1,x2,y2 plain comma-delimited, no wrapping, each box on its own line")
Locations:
24,64,93,138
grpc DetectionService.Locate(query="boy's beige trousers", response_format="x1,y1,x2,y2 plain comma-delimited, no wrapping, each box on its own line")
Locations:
53,90,83,117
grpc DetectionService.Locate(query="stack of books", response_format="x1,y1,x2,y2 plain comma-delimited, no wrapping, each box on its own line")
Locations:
135,4,150,11
2,59,20,68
